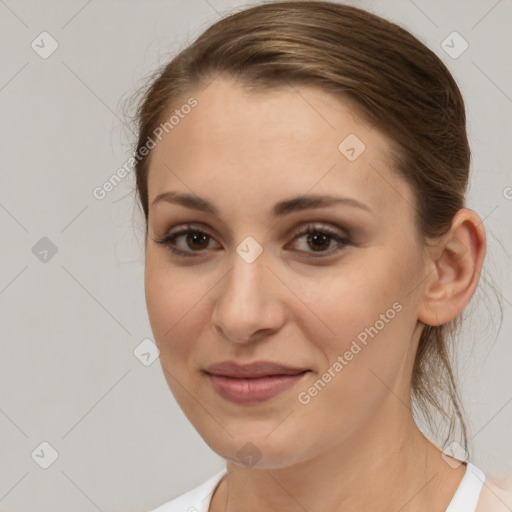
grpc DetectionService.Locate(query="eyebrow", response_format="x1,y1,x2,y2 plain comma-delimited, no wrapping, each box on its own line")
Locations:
151,191,372,216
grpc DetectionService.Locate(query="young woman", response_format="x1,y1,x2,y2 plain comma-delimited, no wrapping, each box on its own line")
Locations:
130,2,510,510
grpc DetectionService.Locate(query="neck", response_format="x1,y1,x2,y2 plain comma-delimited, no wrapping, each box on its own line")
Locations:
211,403,466,512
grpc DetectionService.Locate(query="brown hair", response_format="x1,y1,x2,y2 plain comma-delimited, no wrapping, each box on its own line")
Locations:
131,1,471,452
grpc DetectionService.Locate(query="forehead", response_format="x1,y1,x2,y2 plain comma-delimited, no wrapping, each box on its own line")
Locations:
147,77,414,218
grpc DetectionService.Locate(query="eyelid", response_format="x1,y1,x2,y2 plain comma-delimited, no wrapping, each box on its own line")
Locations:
153,223,220,257
287,222,350,241
284,222,352,258
154,221,352,258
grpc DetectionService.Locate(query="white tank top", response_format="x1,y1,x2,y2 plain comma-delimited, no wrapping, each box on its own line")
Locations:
446,463,485,511
150,462,485,512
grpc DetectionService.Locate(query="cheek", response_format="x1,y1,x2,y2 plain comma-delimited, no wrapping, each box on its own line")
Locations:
145,254,173,338
301,257,404,339
298,248,419,382
144,251,226,387
144,258,205,415
144,253,200,359
292,270,414,443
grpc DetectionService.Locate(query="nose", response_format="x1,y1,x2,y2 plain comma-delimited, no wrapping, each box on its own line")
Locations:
211,250,287,345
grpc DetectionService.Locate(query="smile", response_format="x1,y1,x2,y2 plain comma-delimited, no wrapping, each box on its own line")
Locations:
206,371,310,404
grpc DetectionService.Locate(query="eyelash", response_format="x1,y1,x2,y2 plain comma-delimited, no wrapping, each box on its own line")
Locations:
153,223,352,259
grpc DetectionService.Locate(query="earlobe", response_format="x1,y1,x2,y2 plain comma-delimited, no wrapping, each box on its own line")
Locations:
417,208,486,326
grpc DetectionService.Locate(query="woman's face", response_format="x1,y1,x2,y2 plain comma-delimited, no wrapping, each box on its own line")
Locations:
144,77,429,468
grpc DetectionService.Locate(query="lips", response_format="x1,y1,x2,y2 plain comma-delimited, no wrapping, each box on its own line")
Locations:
204,360,309,378
204,360,310,404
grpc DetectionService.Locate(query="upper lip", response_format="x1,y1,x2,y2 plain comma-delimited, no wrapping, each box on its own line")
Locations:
204,360,309,378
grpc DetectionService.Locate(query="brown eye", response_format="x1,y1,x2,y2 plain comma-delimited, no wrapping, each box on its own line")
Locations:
154,222,351,259
288,224,352,258
305,232,332,252
185,232,210,250
153,225,220,257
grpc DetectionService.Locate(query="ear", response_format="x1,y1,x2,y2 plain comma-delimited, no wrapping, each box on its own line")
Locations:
418,208,486,326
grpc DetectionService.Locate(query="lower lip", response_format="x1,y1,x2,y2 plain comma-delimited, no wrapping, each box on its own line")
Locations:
207,372,309,404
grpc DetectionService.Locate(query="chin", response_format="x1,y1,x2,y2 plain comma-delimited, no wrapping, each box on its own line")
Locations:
203,432,307,470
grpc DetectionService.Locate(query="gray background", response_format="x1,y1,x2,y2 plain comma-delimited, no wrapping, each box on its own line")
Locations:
0,0,511,510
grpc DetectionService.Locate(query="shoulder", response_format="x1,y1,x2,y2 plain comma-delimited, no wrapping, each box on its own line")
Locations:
149,469,226,512
475,473,512,512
